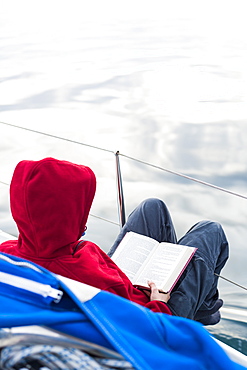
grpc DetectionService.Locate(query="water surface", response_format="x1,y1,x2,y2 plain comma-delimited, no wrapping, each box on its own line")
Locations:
1,0,247,354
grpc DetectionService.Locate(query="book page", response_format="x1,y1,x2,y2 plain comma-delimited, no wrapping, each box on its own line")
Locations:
111,232,158,281
134,243,195,291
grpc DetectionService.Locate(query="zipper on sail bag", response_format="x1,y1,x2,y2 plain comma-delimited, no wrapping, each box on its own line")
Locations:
0,270,63,303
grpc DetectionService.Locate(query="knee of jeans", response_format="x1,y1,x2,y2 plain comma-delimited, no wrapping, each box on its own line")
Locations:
194,220,223,233
140,198,166,212
193,220,228,248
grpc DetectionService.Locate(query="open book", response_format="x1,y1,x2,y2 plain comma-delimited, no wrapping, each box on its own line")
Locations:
112,232,197,292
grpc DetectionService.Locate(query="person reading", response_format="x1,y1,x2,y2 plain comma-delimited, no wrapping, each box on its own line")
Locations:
0,157,229,325
111,231,197,293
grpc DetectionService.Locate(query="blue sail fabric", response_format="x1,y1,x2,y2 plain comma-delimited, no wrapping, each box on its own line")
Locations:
0,252,245,370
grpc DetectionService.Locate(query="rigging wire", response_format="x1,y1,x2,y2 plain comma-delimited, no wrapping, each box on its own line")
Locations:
1,120,247,200
0,180,9,186
0,121,115,155
0,179,119,226
215,273,247,291
1,121,247,292
119,153,247,200
90,214,119,226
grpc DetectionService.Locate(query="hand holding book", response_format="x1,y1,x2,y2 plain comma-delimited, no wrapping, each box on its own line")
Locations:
148,281,170,303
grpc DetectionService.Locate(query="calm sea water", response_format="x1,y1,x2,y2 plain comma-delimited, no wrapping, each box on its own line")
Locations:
1,0,247,354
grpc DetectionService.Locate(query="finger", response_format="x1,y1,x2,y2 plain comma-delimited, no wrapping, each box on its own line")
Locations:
147,281,153,292
147,281,158,292
147,280,155,289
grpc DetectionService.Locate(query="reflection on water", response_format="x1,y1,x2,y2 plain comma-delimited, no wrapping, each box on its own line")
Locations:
209,317,247,355
1,0,247,354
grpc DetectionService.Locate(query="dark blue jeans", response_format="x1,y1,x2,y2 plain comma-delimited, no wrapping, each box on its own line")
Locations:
108,198,229,324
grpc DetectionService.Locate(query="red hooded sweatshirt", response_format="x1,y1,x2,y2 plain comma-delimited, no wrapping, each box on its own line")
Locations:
0,158,171,314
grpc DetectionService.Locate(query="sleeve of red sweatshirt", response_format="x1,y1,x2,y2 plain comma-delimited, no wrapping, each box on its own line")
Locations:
106,282,172,315
146,300,172,314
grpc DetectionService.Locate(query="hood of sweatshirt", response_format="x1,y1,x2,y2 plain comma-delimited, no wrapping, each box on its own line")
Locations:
10,157,96,258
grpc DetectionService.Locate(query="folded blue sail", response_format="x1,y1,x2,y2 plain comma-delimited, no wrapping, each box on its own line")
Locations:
0,252,245,370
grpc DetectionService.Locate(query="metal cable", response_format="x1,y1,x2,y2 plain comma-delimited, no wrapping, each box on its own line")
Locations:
0,121,115,154
1,120,246,200
0,179,119,226
119,153,247,200
215,273,247,291
0,180,9,186
1,121,247,292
